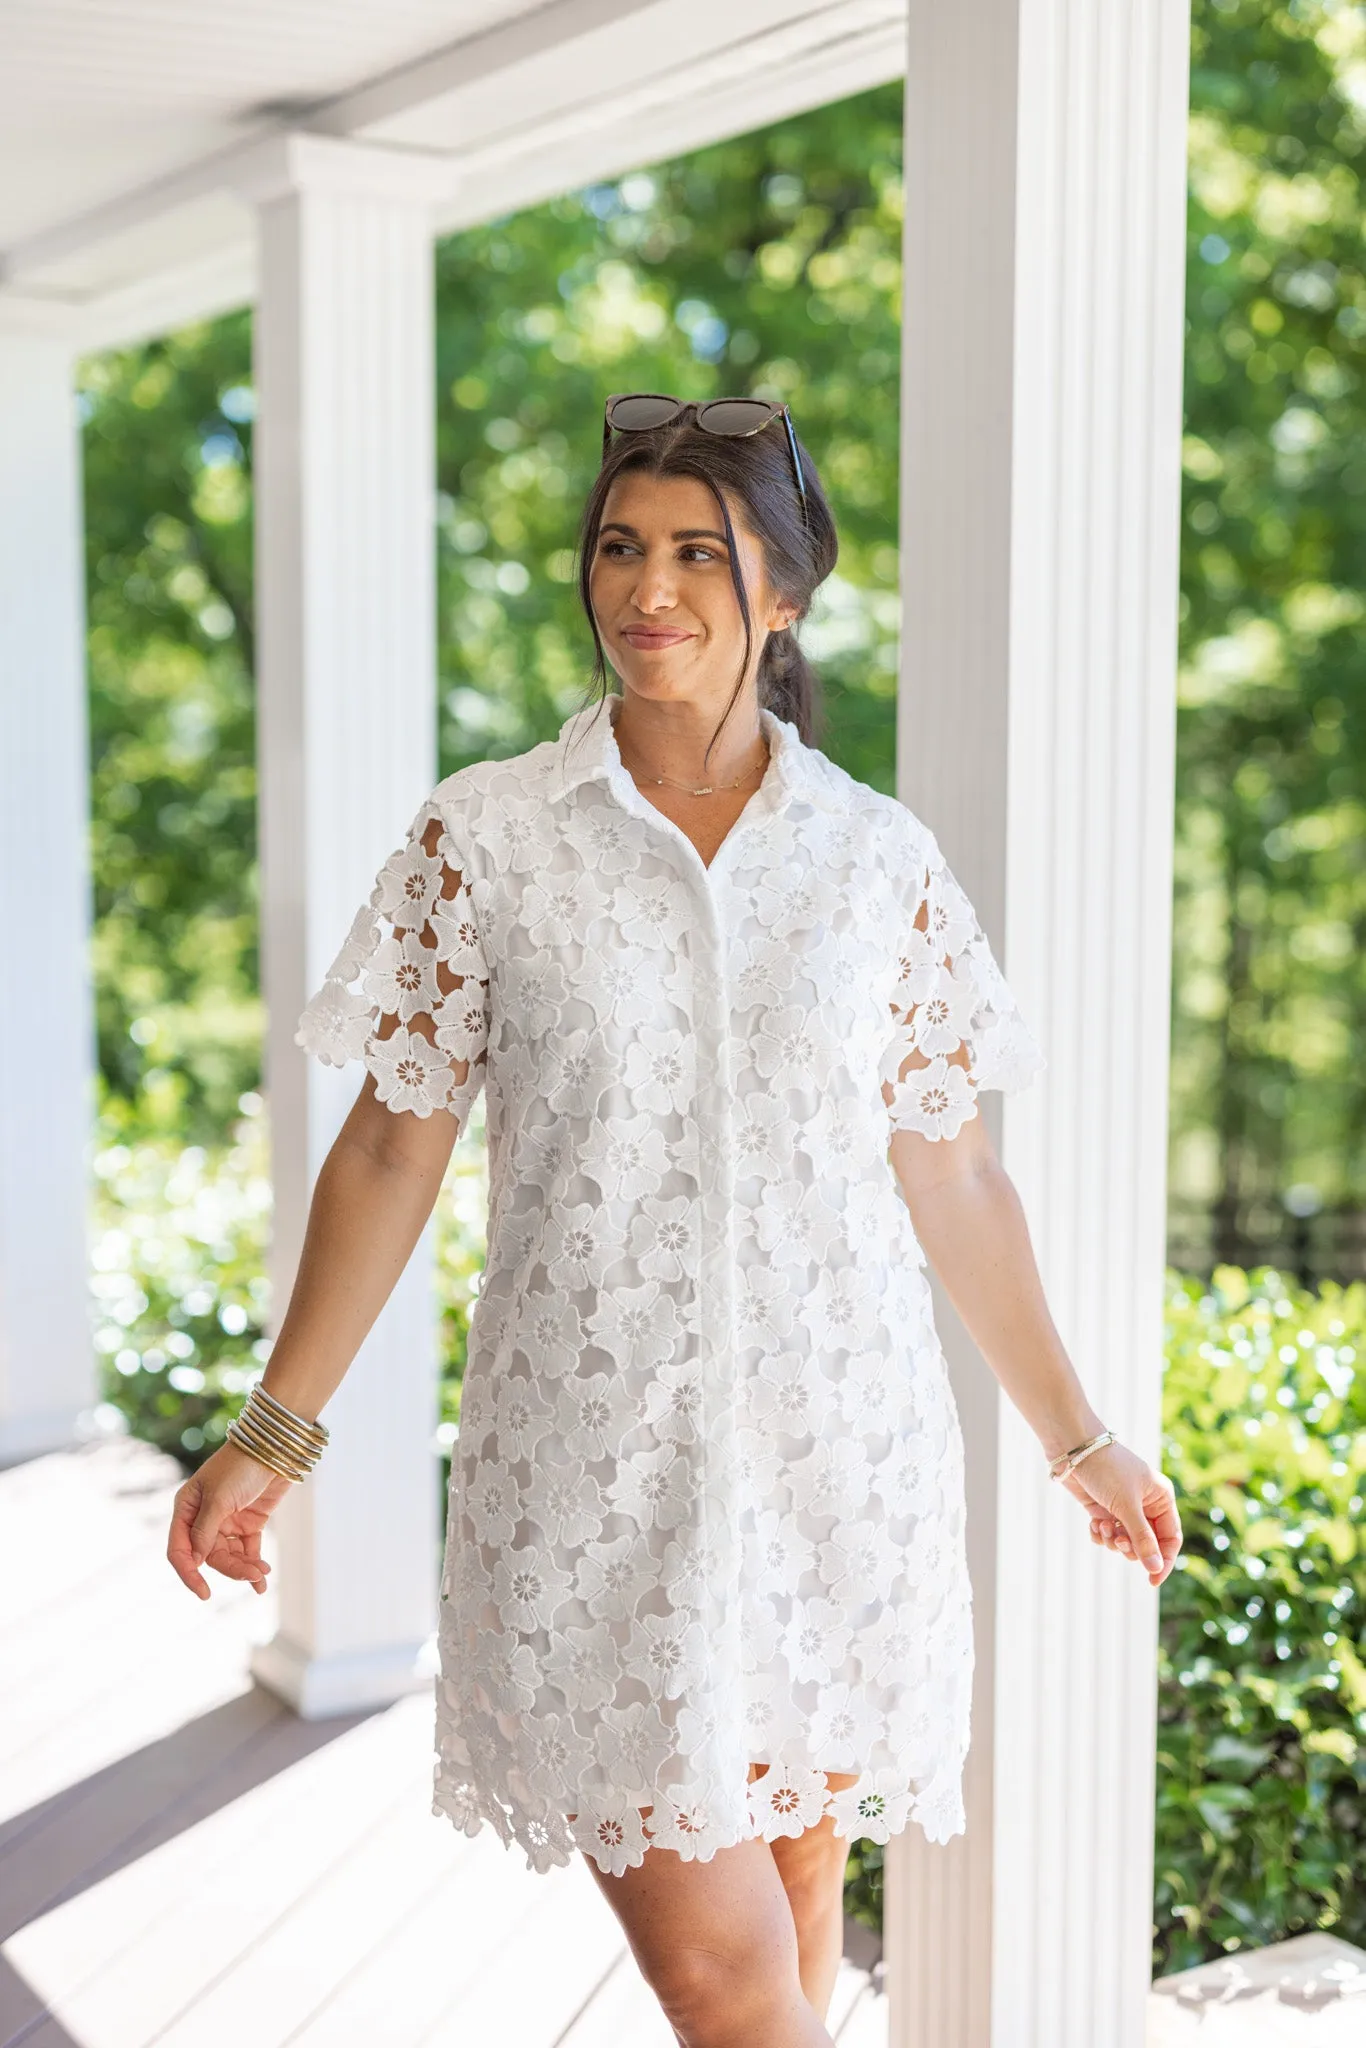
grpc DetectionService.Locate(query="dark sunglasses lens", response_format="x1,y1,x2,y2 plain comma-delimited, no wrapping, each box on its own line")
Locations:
696,398,776,436
608,395,682,431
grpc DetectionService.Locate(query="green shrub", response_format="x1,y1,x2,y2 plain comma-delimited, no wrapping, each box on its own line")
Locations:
1156,1265,1365,1971
92,1100,489,1472
91,1107,274,1460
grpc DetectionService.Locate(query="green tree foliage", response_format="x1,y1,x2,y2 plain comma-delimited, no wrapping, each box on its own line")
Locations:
1173,0,1366,1255
81,314,258,1140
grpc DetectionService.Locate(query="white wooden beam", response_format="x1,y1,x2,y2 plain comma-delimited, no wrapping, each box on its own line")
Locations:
245,141,444,1717
0,331,95,1464
885,3,1190,2044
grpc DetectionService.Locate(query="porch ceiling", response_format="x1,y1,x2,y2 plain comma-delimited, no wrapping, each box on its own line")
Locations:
0,0,907,350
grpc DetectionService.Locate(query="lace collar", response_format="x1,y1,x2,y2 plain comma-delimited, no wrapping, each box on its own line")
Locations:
552,692,846,814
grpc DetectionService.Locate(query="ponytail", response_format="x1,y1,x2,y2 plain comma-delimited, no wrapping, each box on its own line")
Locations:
758,627,820,746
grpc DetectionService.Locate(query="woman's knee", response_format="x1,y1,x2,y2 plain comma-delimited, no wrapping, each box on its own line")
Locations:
646,1939,794,2046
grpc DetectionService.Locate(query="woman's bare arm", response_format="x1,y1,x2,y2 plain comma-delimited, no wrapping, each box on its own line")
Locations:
890,1110,1103,1462
165,1081,457,1598
259,1080,459,1422
888,1075,1182,1586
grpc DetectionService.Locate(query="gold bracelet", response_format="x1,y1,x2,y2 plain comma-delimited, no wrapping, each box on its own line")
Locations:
1048,1428,1116,1481
226,1414,311,1483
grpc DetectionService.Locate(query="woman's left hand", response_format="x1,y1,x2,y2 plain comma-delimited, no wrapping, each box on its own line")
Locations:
1056,1441,1183,1587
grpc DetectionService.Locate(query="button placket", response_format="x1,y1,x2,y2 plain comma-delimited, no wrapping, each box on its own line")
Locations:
606,771,750,1798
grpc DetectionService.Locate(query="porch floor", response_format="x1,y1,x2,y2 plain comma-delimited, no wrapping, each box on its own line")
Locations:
0,1437,885,2047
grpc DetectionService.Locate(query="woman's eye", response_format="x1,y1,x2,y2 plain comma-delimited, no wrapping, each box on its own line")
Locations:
598,540,720,564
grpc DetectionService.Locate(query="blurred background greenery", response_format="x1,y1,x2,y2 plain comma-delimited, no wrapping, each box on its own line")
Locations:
77,0,1363,1976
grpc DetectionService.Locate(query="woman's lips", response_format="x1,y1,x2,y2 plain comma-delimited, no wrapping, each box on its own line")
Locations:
621,627,694,648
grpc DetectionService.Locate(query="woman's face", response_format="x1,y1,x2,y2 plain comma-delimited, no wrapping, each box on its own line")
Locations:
588,470,794,704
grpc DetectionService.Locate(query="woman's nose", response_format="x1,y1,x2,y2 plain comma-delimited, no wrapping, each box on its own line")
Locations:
631,558,678,612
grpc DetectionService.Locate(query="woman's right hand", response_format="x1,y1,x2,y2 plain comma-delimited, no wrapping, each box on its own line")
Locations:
166,1443,294,1600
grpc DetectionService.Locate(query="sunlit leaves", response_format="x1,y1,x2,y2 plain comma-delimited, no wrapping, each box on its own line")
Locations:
78,311,258,1138
1155,1264,1366,1970
1172,1,1366,1249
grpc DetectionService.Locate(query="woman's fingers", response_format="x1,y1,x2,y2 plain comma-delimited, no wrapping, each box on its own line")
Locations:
1115,1501,1163,1576
211,1542,271,1587
1147,1477,1185,1569
167,1483,211,1600
188,1488,226,1570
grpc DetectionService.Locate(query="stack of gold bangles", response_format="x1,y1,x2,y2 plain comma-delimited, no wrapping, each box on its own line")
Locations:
226,1381,329,1483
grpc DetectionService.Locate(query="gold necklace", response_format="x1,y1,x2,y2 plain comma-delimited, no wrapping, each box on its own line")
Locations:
617,737,769,798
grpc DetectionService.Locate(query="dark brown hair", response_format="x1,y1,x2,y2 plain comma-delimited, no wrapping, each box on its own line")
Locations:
574,407,838,766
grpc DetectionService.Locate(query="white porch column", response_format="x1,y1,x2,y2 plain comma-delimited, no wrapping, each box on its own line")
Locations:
886,6,1190,2046
239,139,451,1717
0,325,95,1466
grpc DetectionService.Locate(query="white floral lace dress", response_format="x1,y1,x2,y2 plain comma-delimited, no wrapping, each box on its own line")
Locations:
297,691,1045,1877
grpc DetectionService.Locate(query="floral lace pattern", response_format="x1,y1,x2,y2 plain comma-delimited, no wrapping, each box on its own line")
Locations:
297,693,1045,1875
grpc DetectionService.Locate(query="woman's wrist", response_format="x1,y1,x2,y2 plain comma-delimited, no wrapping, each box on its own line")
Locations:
259,1374,325,1429
1035,1403,1108,1464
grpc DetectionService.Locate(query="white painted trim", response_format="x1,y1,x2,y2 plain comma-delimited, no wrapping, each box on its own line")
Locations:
0,246,258,353
309,0,670,138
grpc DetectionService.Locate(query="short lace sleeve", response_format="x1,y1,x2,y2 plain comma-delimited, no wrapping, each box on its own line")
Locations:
879,825,1045,1142
295,799,490,1124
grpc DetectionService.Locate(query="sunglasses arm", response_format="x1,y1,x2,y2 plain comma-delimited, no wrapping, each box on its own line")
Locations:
782,410,808,521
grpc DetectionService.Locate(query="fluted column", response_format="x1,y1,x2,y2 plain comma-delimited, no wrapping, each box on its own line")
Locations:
0,325,94,1466
886,5,1191,2044
239,138,450,1715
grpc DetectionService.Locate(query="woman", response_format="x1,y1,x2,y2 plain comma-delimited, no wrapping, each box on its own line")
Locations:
168,393,1182,2048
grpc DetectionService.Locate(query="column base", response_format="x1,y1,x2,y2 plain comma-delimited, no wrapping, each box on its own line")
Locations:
250,1630,440,1719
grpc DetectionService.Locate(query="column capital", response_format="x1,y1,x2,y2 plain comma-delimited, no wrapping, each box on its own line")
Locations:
229,130,456,211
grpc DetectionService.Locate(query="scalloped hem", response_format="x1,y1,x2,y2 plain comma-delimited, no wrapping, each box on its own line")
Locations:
432,1753,966,1879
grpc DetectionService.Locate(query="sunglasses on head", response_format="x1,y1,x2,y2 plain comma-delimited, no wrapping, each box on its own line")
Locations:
602,392,809,530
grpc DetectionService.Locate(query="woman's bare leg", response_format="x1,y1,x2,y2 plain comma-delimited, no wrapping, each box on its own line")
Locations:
583,1832,835,2048
760,1767,855,2020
